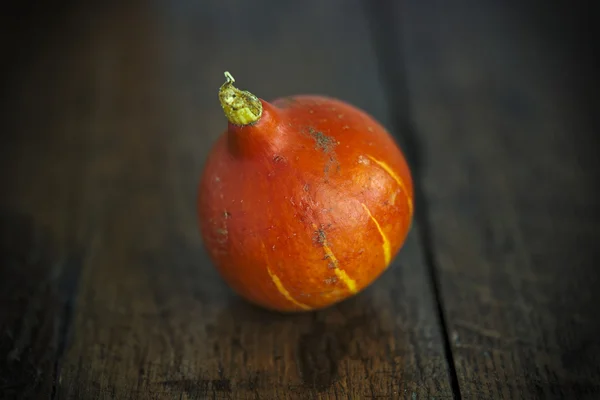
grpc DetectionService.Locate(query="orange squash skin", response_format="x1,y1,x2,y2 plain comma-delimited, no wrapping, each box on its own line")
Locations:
197,95,414,312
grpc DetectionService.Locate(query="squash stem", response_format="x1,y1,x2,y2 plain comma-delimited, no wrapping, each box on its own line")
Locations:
218,72,263,126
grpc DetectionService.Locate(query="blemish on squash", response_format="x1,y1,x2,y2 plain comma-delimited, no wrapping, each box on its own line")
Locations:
358,155,370,165
306,127,340,177
313,228,327,246
337,114,344,119
303,184,309,192
367,126,374,132
342,125,350,130
311,224,357,293
307,127,336,154
273,154,285,163
223,211,231,219
323,155,341,176
322,253,337,269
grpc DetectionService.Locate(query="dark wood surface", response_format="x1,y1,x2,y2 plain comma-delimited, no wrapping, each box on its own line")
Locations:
1,1,598,399
394,1,600,399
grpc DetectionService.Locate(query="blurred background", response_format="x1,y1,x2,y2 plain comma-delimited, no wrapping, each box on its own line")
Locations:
1,0,598,398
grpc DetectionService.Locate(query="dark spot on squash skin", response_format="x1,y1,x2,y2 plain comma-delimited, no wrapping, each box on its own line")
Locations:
313,229,327,246
314,233,337,270
305,127,340,178
272,155,285,163
307,127,336,154
324,256,337,269
323,155,341,176
303,184,310,192
311,224,338,270
223,211,231,219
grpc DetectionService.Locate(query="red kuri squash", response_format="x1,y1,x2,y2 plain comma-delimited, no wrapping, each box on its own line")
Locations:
197,72,413,312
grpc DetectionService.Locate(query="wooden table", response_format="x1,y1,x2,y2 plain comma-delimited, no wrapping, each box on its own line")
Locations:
2,1,599,399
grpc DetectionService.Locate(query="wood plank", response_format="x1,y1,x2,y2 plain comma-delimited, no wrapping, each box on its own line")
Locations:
0,4,89,398
0,1,454,398
389,1,600,398
0,212,79,399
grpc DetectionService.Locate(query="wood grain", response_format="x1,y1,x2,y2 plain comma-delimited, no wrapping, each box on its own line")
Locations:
0,1,452,398
0,4,87,399
392,1,600,398
0,211,79,400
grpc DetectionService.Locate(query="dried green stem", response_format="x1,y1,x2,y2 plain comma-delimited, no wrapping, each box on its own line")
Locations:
218,72,263,126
